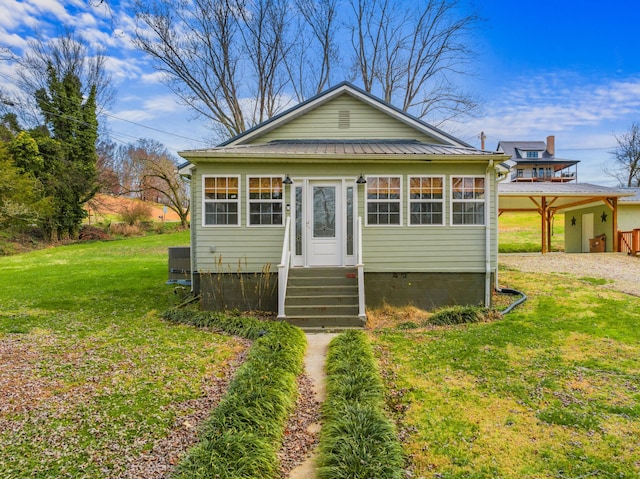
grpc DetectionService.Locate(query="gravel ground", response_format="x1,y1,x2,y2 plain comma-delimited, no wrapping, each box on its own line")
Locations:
499,252,640,297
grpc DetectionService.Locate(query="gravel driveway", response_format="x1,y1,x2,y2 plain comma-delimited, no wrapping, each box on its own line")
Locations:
499,252,640,297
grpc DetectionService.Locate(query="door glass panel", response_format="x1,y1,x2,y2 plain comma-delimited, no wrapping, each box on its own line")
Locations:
295,186,302,255
346,186,353,255
313,186,336,238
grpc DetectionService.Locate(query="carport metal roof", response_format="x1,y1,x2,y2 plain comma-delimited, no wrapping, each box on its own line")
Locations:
498,182,635,253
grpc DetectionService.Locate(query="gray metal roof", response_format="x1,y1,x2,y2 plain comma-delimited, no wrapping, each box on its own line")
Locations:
499,182,633,196
619,187,640,203
183,139,498,157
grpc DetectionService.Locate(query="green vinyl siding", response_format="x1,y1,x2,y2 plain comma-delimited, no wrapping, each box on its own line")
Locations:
189,161,498,274
255,94,442,144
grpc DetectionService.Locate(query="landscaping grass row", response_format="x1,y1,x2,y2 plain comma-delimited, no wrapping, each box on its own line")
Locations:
162,309,307,479
318,331,404,479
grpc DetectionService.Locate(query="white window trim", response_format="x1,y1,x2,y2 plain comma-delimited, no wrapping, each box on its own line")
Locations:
202,175,241,227
407,175,445,226
364,175,403,226
246,175,286,227
450,175,486,227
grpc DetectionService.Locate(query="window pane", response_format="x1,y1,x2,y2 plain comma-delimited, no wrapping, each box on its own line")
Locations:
204,177,239,225
366,176,401,225
248,177,284,225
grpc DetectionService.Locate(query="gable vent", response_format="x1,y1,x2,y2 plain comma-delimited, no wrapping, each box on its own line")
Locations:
338,110,351,129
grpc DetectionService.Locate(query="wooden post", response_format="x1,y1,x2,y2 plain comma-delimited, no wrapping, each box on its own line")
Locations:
633,229,640,255
611,197,618,252
547,210,554,253
541,196,547,254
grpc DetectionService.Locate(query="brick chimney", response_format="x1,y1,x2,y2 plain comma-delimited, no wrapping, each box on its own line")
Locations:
546,135,555,157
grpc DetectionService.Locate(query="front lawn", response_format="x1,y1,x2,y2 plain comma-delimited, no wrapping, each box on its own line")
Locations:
0,232,247,478
372,267,640,478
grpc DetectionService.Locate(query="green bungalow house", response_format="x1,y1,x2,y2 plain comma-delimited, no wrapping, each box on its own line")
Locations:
178,82,508,328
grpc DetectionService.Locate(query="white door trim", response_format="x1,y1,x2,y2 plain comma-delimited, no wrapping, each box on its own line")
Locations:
289,177,358,268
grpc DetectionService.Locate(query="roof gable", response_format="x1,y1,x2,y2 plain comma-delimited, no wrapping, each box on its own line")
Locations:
497,141,549,159
221,82,470,148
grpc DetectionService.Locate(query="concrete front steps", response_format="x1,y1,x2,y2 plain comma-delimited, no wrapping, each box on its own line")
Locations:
283,267,366,330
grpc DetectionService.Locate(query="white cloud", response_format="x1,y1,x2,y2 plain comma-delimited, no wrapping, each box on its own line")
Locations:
142,94,183,113
450,73,640,150
140,71,166,84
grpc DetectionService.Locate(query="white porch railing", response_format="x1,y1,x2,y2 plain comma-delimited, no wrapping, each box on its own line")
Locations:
277,216,291,318
355,216,366,318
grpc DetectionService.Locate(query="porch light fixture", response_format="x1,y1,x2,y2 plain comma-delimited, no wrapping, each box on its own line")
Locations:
283,174,293,185
356,174,367,184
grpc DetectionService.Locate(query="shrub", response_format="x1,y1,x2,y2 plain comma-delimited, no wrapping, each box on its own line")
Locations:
162,310,306,479
318,331,404,479
119,201,152,226
424,305,491,326
108,223,142,237
78,225,111,241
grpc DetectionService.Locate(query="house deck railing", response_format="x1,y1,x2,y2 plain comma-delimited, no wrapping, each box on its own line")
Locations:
618,229,640,255
277,216,291,318
356,216,366,318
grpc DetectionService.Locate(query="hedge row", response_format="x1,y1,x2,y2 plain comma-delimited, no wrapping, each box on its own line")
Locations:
161,310,307,479
317,330,404,479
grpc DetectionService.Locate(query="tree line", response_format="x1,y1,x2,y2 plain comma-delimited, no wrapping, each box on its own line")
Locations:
2,0,639,248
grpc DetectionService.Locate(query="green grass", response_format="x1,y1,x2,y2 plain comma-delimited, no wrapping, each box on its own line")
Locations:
371,269,640,478
0,232,247,478
500,212,565,253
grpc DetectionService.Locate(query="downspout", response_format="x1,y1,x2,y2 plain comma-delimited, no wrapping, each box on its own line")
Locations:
485,160,493,307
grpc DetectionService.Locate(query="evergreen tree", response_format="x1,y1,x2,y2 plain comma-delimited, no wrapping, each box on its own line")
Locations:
33,63,98,240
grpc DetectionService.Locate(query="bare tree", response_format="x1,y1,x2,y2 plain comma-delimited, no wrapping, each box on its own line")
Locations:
287,0,339,101
606,122,640,187
119,139,190,228
133,0,480,139
134,0,296,138
347,0,479,123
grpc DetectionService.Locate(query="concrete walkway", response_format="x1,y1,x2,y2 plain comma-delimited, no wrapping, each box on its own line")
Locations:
287,333,337,479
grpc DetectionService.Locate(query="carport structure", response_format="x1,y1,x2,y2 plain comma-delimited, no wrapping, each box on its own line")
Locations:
498,182,634,254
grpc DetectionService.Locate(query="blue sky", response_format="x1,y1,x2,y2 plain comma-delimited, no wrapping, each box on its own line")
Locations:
1,0,640,185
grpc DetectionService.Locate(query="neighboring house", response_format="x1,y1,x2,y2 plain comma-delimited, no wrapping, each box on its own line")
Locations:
178,82,507,328
497,136,579,183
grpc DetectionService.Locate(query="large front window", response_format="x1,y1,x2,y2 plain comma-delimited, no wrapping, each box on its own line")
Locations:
203,176,239,226
248,176,284,225
451,177,485,225
366,176,401,225
409,176,444,225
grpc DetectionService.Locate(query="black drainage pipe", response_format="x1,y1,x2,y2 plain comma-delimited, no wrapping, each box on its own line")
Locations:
496,288,527,315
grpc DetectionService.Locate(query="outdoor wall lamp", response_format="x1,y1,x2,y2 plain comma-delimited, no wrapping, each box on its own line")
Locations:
356,174,367,184
283,174,293,185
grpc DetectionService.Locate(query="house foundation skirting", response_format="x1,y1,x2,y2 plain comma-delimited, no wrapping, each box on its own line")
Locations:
364,272,491,310
195,272,278,313
194,271,492,314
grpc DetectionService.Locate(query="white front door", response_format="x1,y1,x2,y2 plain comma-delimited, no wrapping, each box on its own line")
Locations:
308,181,342,266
